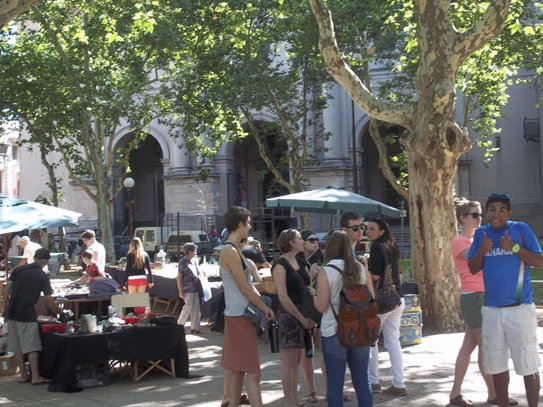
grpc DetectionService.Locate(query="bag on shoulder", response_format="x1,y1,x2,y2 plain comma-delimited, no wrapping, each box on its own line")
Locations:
328,265,380,347
333,284,380,348
374,245,401,314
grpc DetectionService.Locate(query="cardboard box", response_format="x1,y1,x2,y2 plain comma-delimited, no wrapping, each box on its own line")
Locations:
0,353,19,375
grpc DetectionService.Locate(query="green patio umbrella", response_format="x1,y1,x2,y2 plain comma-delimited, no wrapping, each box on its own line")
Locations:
265,185,401,218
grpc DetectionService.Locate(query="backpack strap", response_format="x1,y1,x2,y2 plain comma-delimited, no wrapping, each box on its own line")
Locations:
327,264,344,322
224,241,249,282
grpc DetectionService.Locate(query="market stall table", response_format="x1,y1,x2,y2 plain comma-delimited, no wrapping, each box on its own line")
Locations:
39,324,189,392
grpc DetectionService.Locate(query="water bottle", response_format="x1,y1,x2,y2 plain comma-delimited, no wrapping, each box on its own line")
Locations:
269,321,280,353
304,329,313,358
108,305,116,319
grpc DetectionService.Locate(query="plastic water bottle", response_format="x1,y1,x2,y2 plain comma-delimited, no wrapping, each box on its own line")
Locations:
304,329,313,358
108,305,116,319
156,247,166,264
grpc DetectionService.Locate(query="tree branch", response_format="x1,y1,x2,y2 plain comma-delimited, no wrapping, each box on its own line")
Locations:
0,0,40,29
454,0,511,63
308,0,415,132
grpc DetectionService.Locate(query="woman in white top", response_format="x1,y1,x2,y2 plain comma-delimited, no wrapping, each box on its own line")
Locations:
314,230,374,406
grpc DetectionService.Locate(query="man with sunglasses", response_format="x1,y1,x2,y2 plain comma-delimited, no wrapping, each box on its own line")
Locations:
468,193,543,407
340,212,366,259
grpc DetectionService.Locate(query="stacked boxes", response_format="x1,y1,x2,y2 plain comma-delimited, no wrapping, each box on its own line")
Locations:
399,294,422,346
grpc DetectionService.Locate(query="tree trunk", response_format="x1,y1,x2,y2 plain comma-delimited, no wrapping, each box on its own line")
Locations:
0,0,40,29
407,124,465,330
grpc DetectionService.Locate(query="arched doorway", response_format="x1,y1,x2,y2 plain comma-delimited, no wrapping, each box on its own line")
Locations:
113,134,165,235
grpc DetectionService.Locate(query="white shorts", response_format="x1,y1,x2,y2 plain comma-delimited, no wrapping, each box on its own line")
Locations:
481,303,540,376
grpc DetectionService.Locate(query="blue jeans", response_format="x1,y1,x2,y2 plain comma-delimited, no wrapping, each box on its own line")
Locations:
322,333,372,407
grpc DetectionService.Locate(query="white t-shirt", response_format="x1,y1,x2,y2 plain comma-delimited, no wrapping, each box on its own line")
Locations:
320,258,366,338
22,241,42,262
88,241,106,273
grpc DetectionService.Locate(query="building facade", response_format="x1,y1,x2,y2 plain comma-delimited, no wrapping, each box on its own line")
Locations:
16,73,543,241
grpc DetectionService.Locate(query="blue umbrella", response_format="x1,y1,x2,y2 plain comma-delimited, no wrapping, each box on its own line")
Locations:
265,185,401,218
0,196,81,235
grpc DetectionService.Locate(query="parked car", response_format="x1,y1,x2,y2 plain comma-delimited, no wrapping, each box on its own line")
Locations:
134,226,173,254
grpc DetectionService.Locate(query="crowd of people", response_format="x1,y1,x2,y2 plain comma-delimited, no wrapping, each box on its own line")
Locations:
2,192,542,407
214,193,543,407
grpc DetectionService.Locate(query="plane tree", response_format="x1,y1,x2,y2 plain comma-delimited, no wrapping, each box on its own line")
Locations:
309,0,543,329
0,0,174,260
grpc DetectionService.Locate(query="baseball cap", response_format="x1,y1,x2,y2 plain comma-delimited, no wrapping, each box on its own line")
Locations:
301,230,315,240
34,248,51,260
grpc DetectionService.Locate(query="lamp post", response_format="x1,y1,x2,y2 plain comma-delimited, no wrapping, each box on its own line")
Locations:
123,177,135,238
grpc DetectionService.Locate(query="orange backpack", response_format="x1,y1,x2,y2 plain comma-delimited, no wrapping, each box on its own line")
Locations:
328,265,381,348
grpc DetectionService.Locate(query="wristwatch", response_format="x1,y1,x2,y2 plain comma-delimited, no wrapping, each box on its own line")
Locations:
512,243,521,253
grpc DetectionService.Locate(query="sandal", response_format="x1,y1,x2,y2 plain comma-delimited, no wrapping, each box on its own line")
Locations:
239,394,250,405
305,392,319,403
17,376,30,383
343,393,351,402
487,398,518,406
450,394,474,407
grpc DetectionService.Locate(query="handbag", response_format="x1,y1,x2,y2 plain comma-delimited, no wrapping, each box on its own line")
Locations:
374,244,401,314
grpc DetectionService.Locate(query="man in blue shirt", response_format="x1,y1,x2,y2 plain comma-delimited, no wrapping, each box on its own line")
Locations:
468,193,543,407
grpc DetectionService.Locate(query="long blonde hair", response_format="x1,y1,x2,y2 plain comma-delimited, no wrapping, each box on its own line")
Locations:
128,237,145,268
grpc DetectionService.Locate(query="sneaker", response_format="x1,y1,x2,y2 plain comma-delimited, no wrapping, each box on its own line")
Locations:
371,383,382,393
382,385,407,396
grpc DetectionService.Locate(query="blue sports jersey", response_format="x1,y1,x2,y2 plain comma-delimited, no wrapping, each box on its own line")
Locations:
468,221,541,307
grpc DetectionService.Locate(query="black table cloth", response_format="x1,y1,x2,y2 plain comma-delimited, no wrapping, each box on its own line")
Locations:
40,324,189,392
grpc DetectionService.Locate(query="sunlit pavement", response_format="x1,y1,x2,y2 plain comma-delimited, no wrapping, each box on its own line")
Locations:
1,320,543,406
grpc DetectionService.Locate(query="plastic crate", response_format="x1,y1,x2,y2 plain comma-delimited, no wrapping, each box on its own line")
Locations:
40,323,67,333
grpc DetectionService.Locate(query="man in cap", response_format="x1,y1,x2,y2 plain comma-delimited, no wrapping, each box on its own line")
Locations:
2,248,60,384
14,236,42,269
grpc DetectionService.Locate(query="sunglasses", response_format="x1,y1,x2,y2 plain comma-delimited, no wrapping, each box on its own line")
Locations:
305,238,319,243
464,213,482,219
345,224,364,232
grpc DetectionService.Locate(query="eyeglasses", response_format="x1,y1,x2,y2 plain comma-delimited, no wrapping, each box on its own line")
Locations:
345,224,364,232
464,213,482,219
489,193,510,199
305,238,318,243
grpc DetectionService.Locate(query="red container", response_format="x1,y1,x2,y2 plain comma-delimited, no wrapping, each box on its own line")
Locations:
40,323,67,333
133,307,146,316
122,317,140,324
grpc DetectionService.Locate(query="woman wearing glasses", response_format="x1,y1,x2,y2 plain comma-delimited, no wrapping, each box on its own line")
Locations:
448,199,516,407
366,217,406,396
272,228,316,407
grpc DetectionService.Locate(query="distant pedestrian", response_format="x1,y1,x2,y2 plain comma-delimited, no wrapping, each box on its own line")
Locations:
468,193,543,407
13,236,42,269
124,237,154,294
80,229,106,275
177,242,202,334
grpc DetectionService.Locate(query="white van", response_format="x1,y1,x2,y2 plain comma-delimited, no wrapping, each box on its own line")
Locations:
134,226,173,253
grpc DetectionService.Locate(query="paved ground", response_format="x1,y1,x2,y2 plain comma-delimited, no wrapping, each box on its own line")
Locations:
1,322,543,407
